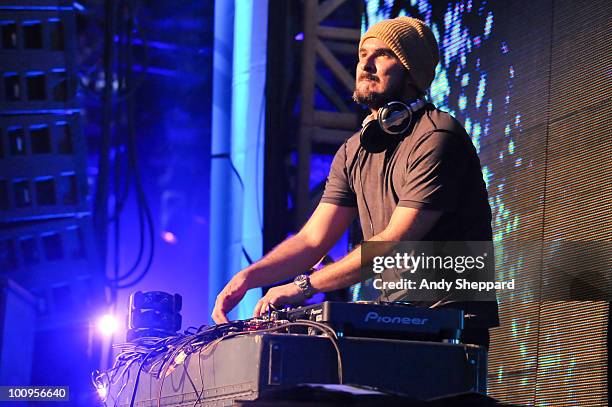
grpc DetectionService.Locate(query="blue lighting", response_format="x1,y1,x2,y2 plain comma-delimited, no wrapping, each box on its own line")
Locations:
209,0,268,322
0,6,73,10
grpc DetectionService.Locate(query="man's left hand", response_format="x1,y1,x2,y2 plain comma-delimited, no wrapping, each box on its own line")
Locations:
253,282,305,317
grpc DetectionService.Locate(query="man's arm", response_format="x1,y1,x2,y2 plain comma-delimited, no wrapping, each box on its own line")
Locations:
252,206,441,316
310,206,441,291
211,203,357,323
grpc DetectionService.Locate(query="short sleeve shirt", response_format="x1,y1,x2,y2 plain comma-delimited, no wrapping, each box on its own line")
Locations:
320,104,498,329
321,105,493,242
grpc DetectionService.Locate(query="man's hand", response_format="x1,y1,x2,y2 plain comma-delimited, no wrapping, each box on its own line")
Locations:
211,203,355,324
252,282,305,317
212,272,250,324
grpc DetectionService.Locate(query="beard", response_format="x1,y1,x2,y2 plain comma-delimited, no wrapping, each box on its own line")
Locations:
352,89,388,109
353,72,418,109
353,75,400,109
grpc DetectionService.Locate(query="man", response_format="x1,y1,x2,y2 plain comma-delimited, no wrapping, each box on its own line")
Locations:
212,17,498,347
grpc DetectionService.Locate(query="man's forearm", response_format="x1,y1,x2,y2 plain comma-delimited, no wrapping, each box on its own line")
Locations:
308,234,390,293
241,233,329,289
307,207,440,294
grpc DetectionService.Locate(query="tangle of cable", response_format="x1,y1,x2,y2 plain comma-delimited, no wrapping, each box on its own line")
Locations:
92,319,344,406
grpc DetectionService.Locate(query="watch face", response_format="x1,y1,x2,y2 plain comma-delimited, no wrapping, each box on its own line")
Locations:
295,275,307,287
294,275,313,298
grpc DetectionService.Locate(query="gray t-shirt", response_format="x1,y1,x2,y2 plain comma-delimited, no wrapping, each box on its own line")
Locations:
321,104,499,331
321,104,492,241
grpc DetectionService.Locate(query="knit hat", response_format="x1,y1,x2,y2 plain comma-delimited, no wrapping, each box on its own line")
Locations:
360,17,439,93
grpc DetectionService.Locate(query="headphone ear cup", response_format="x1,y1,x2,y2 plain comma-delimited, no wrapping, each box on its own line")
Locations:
360,99,422,153
378,102,413,135
360,119,392,153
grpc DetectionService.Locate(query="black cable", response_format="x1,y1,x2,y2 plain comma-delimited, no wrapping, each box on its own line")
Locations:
94,0,156,291
96,0,144,228
193,321,343,384
156,337,201,407
104,0,142,288
181,363,201,404
110,196,145,283
285,320,343,384
94,0,117,277
129,350,155,407
109,1,156,289
194,347,205,407
103,320,345,405
254,76,266,233
114,1,149,103
77,0,150,104
242,247,254,265
110,159,155,288
210,153,245,190
210,153,257,267
110,6,125,302
114,366,130,407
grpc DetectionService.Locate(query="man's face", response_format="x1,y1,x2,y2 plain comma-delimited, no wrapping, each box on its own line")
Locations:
353,37,409,109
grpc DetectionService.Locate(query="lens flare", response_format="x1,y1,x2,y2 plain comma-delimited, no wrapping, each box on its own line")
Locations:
98,314,119,337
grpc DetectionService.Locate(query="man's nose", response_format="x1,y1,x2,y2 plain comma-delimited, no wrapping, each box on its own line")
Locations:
359,55,376,73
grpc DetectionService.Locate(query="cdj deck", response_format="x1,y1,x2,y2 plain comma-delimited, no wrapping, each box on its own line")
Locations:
276,301,464,341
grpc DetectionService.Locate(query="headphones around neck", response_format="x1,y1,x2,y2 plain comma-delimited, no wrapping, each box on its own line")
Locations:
359,98,427,153
356,97,427,238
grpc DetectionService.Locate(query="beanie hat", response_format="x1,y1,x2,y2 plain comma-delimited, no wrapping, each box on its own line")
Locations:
359,17,439,94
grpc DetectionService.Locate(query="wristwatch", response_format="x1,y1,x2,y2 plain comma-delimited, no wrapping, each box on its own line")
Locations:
293,274,315,299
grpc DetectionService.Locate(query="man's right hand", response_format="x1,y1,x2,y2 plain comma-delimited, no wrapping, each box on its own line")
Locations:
210,204,356,324
211,272,250,324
